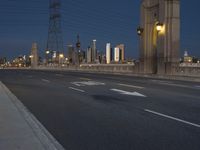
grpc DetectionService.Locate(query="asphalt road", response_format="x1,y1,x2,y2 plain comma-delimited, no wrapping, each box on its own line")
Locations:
0,69,200,150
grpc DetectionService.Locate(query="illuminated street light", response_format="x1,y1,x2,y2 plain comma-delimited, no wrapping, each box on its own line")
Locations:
137,26,144,36
156,22,164,32
29,55,33,58
46,50,50,54
59,54,64,58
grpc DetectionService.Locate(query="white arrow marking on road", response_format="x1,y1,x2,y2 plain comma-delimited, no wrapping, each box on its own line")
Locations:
110,89,146,97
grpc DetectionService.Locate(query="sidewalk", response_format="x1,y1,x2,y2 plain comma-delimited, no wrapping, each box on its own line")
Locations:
0,81,65,150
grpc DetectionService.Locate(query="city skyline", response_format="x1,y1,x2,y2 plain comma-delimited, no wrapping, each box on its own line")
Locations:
1,1,200,150
0,0,200,59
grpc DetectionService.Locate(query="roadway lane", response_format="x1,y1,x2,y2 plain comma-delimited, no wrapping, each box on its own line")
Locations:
0,69,200,150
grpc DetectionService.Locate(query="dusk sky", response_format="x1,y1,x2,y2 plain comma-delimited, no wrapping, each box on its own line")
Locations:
0,0,199,60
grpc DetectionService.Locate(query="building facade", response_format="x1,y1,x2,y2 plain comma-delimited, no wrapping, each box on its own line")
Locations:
116,44,125,62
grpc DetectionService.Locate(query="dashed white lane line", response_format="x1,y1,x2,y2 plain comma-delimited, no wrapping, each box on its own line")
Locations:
69,87,85,93
79,78,91,81
150,80,195,88
118,83,144,89
158,82,190,88
144,109,200,128
150,80,172,84
41,79,50,83
71,81,105,87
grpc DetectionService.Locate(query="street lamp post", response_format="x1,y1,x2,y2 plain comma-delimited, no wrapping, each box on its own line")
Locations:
45,50,51,66
59,53,64,65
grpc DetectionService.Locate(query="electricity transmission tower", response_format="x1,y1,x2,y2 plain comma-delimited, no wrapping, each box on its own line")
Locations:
46,0,64,64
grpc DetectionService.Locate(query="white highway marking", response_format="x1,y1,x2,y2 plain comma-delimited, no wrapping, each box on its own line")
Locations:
145,109,200,128
71,81,105,87
158,83,191,88
155,82,200,90
110,89,146,97
41,79,50,83
69,87,85,93
118,83,144,89
151,80,172,84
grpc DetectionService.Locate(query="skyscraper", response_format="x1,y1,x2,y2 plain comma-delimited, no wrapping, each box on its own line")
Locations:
87,46,92,63
106,43,111,64
31,42,38,68
116,44,125,62
76,34,84,64
92,40,97,63
67,45,75,64
114,47,120,62
76,34,81,50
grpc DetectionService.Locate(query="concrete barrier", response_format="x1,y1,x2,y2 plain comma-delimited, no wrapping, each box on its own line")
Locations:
175,66,200,77
79,64,137,73
33,64,200,82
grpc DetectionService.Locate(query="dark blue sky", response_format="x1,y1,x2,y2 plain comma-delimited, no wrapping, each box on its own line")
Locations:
0,0,199,60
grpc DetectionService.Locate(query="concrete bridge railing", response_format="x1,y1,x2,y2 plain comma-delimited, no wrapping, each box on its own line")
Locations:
35,63,200,80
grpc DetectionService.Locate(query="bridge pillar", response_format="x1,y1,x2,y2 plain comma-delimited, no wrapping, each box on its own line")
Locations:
139,0,180,75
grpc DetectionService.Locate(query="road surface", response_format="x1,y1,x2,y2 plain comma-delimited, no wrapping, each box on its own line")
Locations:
0,69,200,150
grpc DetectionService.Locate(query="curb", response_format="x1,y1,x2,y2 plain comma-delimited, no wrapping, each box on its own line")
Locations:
0,81,65,150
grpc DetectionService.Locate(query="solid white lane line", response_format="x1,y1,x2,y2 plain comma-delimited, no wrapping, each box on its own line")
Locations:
69,87,85,93
144,109,200,128
118,83,144,89
41,79,50,83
